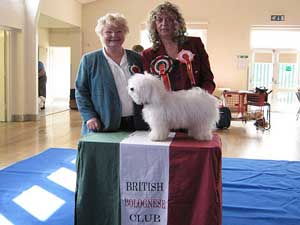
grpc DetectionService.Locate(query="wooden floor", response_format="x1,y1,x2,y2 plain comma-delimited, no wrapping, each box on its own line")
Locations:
1,109,300,169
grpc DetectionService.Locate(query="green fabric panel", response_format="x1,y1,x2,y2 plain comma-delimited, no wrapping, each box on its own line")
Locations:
75,132,129,225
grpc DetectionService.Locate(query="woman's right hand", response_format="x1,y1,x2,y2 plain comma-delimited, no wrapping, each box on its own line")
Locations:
86,117,101,132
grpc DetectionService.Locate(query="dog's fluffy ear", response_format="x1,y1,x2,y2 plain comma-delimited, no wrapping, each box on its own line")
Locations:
130,72,167,105
147,76,167,105
141,79,153,104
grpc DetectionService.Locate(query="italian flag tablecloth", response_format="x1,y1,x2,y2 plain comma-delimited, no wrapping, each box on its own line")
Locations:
75,131,222,225
120,131,174,225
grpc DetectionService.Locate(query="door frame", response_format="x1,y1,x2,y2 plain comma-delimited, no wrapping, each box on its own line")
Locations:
46,46,71,113
0,29,13,122
0,29,6,121
249,48,300,111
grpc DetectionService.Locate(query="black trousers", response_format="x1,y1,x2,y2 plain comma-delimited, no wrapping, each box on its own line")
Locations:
38,76,47,97
120,116,135,131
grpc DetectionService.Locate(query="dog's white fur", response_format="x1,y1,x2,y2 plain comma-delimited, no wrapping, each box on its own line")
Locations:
128,73,220,141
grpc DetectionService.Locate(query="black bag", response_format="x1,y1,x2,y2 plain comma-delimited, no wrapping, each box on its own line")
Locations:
216,107,231,129
255,86,272,102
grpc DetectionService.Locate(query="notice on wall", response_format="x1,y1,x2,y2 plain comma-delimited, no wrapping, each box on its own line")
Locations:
236,55,249,70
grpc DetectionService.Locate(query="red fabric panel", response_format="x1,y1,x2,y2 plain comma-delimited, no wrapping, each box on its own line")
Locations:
168,133,222,225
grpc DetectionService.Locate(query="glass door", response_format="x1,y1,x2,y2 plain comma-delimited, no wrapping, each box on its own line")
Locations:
249,49,300,112
273,50,299,112
249,50,273,90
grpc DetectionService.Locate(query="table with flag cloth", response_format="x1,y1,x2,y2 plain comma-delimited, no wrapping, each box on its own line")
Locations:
75,131,222,225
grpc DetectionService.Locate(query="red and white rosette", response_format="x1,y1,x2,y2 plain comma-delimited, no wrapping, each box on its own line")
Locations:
150,55,173,91
129,64,141,74
177,49,196,86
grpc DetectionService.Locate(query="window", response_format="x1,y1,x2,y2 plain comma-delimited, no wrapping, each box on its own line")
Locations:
250,27,300,49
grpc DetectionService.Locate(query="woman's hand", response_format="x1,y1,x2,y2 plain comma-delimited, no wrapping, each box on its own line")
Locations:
86,117,101,132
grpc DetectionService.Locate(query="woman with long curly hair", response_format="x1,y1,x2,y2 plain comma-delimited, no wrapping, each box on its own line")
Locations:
142,1,216,94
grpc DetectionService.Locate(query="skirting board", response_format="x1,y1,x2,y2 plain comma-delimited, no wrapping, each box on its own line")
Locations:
11,114,39,122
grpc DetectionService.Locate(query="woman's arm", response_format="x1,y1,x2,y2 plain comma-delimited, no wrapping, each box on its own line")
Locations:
75,55,99,124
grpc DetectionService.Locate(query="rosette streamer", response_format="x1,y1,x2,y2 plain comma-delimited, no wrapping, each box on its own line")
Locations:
177,49,196,86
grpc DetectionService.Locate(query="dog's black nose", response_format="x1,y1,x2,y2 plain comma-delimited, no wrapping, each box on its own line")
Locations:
130,87,134,91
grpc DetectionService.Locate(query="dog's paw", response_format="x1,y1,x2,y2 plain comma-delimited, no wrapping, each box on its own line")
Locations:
149,131,168,141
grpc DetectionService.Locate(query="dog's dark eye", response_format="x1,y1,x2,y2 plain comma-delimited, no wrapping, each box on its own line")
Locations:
130,87,134,92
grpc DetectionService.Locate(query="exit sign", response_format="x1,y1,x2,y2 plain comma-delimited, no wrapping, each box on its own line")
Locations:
271,15,285,21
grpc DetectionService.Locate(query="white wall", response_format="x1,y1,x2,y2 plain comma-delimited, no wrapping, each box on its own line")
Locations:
0,0,24,29
0,30,5,121
40,0,82,27
0,0,81,121
49,28,82,88
38,28,81,93
11,31,25,118
38,27,50,77
23,0,40,117
0,0,25,120
82,0,300,90
38,28,50,47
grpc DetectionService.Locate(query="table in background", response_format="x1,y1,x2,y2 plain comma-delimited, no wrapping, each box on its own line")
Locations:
75,131,222,225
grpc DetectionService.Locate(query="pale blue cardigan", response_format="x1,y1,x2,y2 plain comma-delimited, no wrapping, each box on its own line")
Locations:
75,49,143,135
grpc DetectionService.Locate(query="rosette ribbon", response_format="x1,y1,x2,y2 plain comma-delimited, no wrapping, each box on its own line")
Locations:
177,49,196,86
129,64,141,74
150,55,173,91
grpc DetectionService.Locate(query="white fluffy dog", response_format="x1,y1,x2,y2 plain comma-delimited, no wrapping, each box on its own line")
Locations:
128,73,220,141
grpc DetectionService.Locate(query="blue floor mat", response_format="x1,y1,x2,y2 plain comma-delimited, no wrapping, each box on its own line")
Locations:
1,149,300,225
0,148,76,225
222,157,300,225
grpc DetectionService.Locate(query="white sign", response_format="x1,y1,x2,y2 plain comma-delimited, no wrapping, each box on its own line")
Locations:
120,132,174,225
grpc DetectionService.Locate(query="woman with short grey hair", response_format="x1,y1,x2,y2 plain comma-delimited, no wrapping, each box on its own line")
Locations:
75,13,143,135
95,13,129,38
